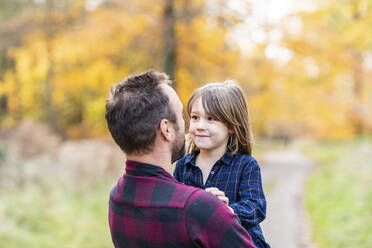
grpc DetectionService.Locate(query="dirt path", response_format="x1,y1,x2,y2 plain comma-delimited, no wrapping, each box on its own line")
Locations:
260,150,316,248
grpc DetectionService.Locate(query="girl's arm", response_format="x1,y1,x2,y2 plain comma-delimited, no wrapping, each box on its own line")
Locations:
229,158,267,227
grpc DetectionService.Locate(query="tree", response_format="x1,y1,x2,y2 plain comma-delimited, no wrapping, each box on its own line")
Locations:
1,0,247,137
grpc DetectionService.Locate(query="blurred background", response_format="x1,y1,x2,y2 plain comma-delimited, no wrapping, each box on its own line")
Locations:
0,0,371,247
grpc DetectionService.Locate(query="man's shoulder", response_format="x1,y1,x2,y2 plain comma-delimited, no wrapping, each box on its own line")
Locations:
168,182,204,207
110,174,205,209
184,188,227,217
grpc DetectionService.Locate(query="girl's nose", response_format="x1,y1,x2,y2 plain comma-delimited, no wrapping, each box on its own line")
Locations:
196,119,206,130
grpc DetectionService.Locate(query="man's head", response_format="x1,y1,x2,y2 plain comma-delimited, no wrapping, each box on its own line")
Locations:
105,70,185,162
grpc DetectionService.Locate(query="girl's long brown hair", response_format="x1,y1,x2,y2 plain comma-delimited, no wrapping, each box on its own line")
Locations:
187,81,254,155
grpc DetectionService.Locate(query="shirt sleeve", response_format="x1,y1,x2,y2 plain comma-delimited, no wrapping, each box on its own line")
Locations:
185,190,256,248
229,158,267,228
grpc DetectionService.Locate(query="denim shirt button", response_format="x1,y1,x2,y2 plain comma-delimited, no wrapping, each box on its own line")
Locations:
210,171,215,175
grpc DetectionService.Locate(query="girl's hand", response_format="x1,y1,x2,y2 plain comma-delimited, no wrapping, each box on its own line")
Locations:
205,187,229,205
227,206,235,214
205,188,234,213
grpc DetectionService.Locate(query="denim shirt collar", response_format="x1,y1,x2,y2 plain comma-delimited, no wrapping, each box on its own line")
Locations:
184,152,197,166
184,149,234,167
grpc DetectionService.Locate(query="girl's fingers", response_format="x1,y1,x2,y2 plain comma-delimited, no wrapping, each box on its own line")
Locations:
207,189,225,197
227,206,234,214
205,187,228,204
213,190,225,196
205,187,224,195
218,196,229,205
205,187,219,193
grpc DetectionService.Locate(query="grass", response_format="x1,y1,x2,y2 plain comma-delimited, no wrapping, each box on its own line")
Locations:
1,137,371,248
0,150,116,248
0,181,115,248
303,137,372,248
0,147,7,164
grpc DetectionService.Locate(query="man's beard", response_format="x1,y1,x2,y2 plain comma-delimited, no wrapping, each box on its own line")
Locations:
171,130,186,163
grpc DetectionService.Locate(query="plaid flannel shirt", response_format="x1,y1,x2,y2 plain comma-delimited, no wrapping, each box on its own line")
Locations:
174,151,270,248
109,160,255,248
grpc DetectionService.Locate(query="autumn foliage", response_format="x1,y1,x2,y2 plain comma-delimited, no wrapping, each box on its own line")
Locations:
0,0,371,140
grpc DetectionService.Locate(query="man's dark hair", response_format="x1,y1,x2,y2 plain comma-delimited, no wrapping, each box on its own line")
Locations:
105,70,177,154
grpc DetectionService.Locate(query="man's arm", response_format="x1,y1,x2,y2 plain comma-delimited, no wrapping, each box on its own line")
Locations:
185,190,256,248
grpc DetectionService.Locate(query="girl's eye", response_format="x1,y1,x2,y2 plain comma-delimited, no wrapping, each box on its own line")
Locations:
191,115,199,120
207,116,214,121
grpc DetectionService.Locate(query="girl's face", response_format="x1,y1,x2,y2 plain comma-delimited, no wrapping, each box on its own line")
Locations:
189,97,229,152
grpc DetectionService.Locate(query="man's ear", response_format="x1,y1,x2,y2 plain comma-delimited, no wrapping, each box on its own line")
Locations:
159,119,172,142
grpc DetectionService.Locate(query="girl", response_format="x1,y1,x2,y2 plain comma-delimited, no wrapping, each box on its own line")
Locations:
174,81,270,248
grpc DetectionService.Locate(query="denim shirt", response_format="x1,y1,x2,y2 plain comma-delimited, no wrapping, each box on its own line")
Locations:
174,151,271,248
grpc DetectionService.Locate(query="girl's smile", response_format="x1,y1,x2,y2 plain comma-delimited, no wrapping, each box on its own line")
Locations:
195,134,210,138
189,98,229,152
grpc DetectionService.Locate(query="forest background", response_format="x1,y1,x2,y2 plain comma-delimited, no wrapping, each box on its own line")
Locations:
0,0,371,247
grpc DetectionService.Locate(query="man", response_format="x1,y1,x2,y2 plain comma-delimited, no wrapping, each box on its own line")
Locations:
105,70,255,248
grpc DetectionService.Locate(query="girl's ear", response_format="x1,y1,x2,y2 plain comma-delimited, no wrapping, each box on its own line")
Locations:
159,119,172,142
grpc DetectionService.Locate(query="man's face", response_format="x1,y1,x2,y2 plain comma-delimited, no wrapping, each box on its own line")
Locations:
171,124,186,163
162,84,186,163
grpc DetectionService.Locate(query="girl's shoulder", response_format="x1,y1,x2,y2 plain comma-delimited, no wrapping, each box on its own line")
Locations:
231,152,254,161
231,153,260,168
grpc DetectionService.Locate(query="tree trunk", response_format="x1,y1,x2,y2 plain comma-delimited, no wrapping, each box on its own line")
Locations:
351,50,364,134
350,2,365,135
162,0,177,88
44,0,59,133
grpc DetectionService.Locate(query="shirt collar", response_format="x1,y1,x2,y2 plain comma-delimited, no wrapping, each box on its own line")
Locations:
184,152,198,167
125,160,175,181
220,150,234,165
184,149,234,167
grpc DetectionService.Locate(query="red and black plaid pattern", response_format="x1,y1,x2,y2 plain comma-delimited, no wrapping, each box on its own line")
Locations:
109,160,255,248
